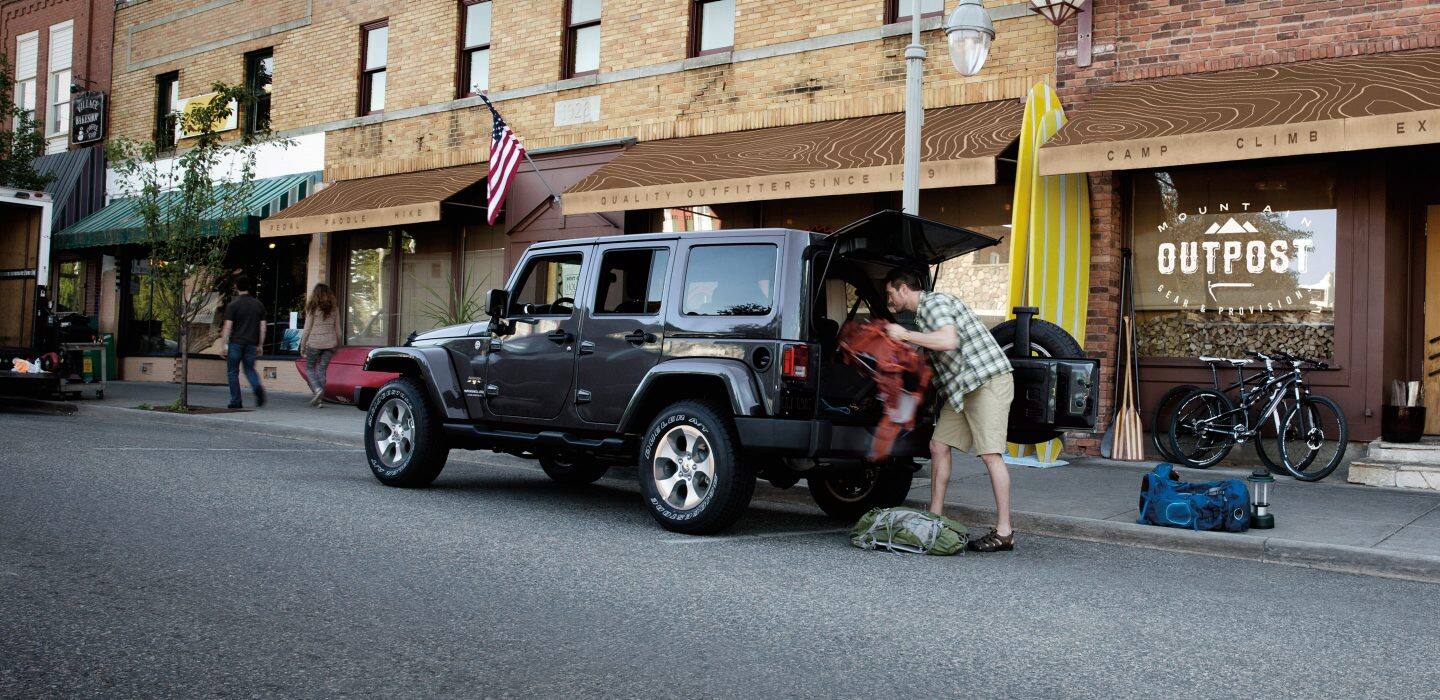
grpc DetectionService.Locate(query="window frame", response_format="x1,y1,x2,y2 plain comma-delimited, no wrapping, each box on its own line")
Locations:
885,0,946,24
679,243,780,318
457,0,492,97
561,0,601,80
244,48,274,135
591,247,671,317
509,251,586,318
688,0,735,58
12,32,39,129
153,71,180,149
358,19,389,116
46,21,74,139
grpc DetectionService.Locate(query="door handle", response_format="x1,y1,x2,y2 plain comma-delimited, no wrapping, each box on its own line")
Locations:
624,329,657,345
578,340,596,356
547,329,574,344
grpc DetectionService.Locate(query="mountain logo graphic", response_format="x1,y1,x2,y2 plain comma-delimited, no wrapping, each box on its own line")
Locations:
1204,217,1260,235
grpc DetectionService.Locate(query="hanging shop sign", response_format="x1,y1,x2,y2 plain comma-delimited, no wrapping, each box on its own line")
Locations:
1145,201,1333,315
70,91,106,145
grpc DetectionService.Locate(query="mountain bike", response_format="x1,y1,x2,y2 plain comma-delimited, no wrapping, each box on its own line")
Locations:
1167,351,1347,481
1151,354,1290,470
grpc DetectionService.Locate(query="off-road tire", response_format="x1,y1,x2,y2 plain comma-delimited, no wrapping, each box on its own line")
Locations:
539,454,609,485
990,318,1086,445
638,400,755,535
807,463,913,521
365,377,449,487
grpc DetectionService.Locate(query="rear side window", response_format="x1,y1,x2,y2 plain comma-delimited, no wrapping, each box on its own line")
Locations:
593,248,670,315
510,253,583,316
682,244,776,316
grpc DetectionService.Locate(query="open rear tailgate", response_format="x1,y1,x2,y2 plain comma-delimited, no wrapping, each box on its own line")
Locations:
827,209,1001,265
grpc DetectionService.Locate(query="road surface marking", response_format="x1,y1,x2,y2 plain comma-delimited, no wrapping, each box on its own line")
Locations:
95,447,363,452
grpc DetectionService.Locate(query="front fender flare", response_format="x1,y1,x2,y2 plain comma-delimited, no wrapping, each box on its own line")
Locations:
363,346,468,421
618,358,764,433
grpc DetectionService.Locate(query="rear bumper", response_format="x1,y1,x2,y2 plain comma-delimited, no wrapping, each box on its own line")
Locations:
733,417,932,459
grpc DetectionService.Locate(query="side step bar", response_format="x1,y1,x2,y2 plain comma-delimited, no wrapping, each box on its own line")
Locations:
442,424,634,455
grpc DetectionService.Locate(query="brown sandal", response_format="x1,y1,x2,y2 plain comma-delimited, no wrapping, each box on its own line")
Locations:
967,528,1015,552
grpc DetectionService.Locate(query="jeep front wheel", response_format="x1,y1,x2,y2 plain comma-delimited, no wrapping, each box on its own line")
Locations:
807,463,912,521
638,401,755,535
365,377,449,487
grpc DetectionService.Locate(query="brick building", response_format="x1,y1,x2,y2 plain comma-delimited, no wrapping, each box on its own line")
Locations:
1045,0,1440,444
3,0,114,323
72,0,1061,392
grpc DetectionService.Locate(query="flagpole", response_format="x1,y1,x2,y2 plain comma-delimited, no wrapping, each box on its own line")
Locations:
478,93,561,206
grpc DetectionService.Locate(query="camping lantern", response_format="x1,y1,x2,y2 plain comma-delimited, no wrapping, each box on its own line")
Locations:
1247,469,1275,529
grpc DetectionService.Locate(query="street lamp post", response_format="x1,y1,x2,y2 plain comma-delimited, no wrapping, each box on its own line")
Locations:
901,0,995,215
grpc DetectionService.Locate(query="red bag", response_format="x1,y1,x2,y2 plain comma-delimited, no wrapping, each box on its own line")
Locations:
837,320,932,460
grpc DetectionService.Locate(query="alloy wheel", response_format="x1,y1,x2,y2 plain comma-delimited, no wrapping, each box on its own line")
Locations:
374,398,416,469
652,425,715,511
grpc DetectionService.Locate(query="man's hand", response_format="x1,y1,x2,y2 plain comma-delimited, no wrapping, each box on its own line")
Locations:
885,323,909,342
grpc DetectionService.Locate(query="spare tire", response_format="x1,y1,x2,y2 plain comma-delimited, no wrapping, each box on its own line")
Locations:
989,318,1085,445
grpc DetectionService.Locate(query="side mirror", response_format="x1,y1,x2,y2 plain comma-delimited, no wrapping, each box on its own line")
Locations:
486,288,510,319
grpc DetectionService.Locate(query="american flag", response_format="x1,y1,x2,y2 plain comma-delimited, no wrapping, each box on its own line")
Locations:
485,99,524,225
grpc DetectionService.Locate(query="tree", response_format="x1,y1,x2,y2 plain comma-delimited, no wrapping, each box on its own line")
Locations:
0,53,52,190
107,82,287,409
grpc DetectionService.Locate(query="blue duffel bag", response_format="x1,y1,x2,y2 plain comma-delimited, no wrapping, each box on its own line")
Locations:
1138,463,1250,532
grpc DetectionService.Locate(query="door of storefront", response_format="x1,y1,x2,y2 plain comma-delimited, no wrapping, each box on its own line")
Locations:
1425,205,1440,434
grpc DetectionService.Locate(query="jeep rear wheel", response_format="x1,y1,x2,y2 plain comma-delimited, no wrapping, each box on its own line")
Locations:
539,454,609,485
807,463,912,521
365,377,449,487
638,400,755,535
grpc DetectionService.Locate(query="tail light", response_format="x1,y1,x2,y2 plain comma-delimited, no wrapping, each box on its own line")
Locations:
781,343,811,381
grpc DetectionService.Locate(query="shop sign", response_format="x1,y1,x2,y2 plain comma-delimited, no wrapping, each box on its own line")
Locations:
70,91,106,145
1149,201,1329,315
563,158,997,215
261,202,442,237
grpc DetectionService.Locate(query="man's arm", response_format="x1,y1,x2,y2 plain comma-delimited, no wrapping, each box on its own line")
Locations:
219,320,233,347
258,316,266,350
886,323,959,351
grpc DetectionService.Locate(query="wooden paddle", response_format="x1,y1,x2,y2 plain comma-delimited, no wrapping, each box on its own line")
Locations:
1113,316,1146,460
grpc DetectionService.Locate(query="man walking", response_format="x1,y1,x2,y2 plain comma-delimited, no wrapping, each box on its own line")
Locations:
883,268,1016,552
220,276,267,409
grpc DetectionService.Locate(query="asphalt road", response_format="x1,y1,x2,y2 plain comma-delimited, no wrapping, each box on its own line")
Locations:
2,408,1436,698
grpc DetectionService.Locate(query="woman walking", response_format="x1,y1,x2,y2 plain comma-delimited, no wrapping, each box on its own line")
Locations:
300,283,340,407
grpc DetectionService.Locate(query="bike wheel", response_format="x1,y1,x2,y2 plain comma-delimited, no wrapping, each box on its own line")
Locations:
1252,394,1303,474
1277,395,1348,482
1151,384,1198,463
1167,388,1235,469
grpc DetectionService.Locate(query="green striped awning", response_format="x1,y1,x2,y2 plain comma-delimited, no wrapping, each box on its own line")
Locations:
54,171,322,251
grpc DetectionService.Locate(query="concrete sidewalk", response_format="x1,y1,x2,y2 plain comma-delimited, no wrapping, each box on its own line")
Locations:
74,381,1440,582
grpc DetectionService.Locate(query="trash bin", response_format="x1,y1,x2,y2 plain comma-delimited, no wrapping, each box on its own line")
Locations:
100,332,116,381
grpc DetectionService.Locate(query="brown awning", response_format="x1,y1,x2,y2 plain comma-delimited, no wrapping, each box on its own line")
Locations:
562,100,1023,215
260,162,487,237
1039,48,1440,176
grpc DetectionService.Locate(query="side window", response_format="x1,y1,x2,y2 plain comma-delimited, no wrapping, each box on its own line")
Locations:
682,244,776,317
593,248,669,315
510,253,583,316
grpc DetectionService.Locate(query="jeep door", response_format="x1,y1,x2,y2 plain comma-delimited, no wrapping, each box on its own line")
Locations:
484,249,586,420
574,243,673,424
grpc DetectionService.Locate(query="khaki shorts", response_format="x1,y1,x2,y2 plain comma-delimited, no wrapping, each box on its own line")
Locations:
932,372,1014,455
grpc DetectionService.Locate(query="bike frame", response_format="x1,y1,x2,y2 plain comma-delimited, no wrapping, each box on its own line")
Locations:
1193,359,1308,445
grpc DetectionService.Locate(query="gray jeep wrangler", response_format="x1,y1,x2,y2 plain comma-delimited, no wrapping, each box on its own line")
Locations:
358,210,1097,534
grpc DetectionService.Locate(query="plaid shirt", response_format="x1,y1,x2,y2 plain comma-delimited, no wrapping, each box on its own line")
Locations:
916,291,1013,412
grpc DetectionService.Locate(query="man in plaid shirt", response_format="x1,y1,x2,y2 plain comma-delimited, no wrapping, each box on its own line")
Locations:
883,268,1016,553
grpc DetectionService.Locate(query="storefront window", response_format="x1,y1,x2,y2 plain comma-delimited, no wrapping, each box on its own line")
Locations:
127,259,179,355
1132,162,1338,360
464,225,507,299
250,238,309,355
662,206,722,232
399,230,457,336
54,260,87,313
346,231,394,345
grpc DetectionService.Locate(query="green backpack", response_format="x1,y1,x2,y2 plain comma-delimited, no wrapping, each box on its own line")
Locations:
850,506,968,555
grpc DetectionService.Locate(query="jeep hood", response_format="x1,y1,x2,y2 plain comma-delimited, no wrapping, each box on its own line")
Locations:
827,210,1001,266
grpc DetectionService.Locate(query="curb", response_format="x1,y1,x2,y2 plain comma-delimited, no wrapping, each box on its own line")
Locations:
81,403,1440,584
924,500,1440,585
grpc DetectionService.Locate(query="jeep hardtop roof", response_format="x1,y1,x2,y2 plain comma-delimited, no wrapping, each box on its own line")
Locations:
526,228,817,251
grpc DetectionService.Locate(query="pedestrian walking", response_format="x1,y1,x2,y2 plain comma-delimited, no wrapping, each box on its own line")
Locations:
300,283,340,407
882,268,1016,552
220,276,267,409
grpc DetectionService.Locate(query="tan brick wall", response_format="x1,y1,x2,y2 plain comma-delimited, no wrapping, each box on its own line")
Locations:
110,0,1057,176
